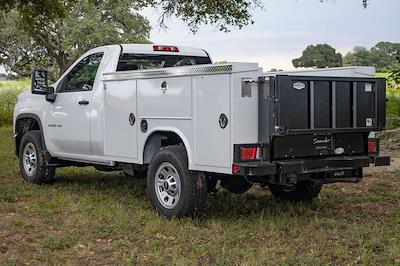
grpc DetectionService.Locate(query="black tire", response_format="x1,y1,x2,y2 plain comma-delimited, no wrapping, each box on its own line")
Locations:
19,130,55,184
147,145,207,217
268,181,322,202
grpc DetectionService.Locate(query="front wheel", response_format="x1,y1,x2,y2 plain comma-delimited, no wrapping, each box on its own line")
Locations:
19,130,55,184
147,145,207,217
268,181,322,202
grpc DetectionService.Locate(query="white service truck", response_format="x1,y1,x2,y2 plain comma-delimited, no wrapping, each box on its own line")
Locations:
14,44,390,217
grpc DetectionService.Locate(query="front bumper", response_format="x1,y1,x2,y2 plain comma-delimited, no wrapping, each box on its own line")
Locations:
234,155,391,177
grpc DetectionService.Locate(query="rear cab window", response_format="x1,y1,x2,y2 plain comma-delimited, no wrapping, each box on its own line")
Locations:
116,54,212,72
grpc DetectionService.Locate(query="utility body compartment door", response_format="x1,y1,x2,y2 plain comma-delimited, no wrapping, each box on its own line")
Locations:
193,74,231,168
272,76,386,132
137,77,192,118
104,80,138,160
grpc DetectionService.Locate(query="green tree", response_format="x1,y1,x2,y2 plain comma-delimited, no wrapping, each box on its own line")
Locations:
0,0,372,34
292,44,343,68
0,0,264,79
370,42,400,72
0,0,263,34
343,42,400,72
389,51,400,87
0,1,151,80
0,0,377,78
343,46,372,67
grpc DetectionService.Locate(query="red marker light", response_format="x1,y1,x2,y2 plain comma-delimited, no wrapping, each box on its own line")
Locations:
368,139,378,154
232,165,240,174
153,45,180,52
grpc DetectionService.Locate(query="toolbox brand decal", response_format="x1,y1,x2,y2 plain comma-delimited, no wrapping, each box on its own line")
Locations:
313,136,332,150
293,82,306,90
334,147,345,155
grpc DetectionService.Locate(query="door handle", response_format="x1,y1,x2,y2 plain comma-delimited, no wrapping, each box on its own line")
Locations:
78,100,89,105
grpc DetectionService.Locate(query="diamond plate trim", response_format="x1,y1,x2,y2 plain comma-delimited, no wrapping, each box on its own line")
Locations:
102,64,233,81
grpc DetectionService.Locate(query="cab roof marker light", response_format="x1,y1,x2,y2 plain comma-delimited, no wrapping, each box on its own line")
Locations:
153,45,180,52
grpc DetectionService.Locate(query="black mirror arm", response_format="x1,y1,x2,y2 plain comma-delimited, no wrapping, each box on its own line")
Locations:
45,86,57,103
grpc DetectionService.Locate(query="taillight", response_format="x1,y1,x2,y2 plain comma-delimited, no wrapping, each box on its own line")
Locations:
153,45,179,52
368,139,379,154
241,146,261,161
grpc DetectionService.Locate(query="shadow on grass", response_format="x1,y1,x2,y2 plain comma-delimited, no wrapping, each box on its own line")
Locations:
51,168,328,221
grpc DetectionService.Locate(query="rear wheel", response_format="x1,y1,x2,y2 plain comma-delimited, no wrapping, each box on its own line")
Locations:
268,181,322,202
147,145,207,217
19,130,55,184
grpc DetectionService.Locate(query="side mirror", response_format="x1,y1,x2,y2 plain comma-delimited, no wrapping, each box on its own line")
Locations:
31,69,48,95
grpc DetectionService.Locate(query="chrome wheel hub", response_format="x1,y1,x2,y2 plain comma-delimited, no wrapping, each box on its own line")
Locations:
23,142,37,177
154,162,181,209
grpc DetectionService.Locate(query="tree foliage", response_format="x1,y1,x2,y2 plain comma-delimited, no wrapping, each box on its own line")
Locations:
292,44,343,69
0,0,263,34
155,0,262,33
343,42,400,73
0,0,264,79
0,0,151,80
389,51,400,87
0,0,380,78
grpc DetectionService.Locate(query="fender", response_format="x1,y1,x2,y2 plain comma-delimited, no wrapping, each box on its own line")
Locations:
143,127,193,167
15,113,47,156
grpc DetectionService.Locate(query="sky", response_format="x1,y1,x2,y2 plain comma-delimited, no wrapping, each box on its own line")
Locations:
1,0,399,74
143,0,400,71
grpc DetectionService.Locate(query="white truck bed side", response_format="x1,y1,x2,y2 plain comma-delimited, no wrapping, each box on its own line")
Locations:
102,63,261,174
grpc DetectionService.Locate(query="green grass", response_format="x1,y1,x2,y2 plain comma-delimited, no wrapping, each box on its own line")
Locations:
375,73,400,129
0,127,399,265
0,79,30,127
376,72,390,78
0,79,30,90
386,87,400,129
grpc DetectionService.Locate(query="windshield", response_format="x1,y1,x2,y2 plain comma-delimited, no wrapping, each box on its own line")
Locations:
116,53,212,72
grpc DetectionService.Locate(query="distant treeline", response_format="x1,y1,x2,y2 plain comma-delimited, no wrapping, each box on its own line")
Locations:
293,42,400,73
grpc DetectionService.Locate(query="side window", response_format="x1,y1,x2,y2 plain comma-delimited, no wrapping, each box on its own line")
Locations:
58,52,104,92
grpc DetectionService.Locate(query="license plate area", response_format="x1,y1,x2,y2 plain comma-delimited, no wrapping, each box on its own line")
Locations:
272,133,366,160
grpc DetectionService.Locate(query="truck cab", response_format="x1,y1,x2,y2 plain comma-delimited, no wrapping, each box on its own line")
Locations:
14,44,390,217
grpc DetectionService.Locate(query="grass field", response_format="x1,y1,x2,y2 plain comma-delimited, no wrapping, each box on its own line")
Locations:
0,79,30,91
0,127,399,265
0,80,29,127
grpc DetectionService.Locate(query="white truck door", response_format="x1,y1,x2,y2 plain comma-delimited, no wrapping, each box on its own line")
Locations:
45,52,104,156
104,80,138,160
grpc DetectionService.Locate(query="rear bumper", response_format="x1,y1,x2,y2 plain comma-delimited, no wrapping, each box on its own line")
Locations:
233,162,277,176
234,155,390,176
370,155,391,166
276,156,371,174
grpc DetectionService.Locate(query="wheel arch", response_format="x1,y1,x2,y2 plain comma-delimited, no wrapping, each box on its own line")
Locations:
142,128,193,166
15,113,46,157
